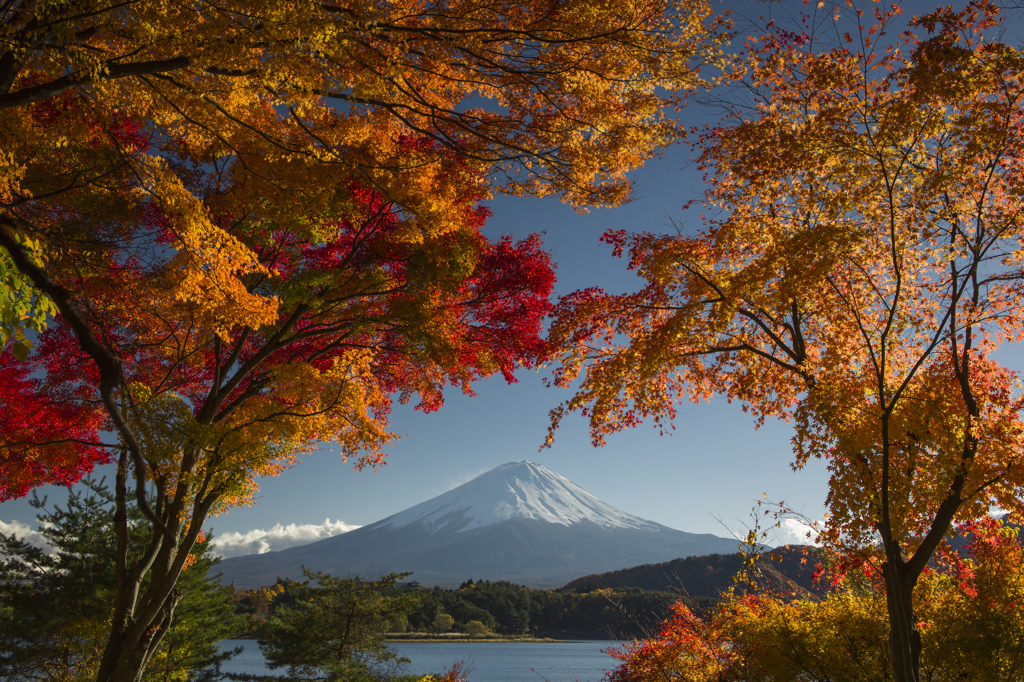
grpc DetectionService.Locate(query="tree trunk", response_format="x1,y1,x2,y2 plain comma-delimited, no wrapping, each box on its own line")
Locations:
95,587,181,682
883,557,921,682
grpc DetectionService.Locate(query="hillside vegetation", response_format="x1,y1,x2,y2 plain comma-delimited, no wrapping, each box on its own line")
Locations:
561,546,824,599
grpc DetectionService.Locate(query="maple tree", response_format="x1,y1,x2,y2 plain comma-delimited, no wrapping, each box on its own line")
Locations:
0,0,726,217
547,3,1024,680
0,0,727,366
1,137,554,682
0,2,726,681
0,0,729,489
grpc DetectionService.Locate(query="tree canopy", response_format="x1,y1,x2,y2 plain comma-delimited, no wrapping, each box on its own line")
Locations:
0,3,729,677
547,3,1024,680
0,0,724,208
0,0,727,499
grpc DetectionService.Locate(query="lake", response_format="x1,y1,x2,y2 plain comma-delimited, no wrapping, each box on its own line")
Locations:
219,639,625,682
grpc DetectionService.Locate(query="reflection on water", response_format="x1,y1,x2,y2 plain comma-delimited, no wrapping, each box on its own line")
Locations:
218,639,624,682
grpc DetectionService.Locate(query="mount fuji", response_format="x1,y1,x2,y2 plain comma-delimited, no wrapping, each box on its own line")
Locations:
215,461,738,588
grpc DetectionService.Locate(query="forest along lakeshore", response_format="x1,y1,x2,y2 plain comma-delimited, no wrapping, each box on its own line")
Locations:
2,1,1024,682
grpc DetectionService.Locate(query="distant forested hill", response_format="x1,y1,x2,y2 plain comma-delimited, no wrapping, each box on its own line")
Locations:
559,545,826,599
230,546,829,639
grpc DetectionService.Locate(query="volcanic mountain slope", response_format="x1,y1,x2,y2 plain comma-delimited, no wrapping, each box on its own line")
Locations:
215,461,738,588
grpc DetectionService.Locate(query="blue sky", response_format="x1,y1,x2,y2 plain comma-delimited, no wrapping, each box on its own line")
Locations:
3,0,1019,559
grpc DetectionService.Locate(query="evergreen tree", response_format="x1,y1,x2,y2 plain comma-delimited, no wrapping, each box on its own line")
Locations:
254,570,417,682
0,480,116,681
462,581,531,635
0,479,240,682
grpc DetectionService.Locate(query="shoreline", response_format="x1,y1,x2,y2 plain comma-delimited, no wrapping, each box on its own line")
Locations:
223,635,579,643
384,634,580,643
226,634,609,643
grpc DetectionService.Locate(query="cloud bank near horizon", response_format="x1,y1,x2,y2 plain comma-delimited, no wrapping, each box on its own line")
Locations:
0,519,53,553
210,519,360,558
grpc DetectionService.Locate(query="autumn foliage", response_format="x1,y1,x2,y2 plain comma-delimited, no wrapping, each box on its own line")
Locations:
2,151,554,494
0,0,726,216
549,2,1024,680
610,519,1024,682
1,140,555,682
0,0,726,492
0,347,106,499
0,2,727,681
0,0,735,677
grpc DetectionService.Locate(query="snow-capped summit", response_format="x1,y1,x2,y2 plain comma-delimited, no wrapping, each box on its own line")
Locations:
216,460,738,588
379,460,660,534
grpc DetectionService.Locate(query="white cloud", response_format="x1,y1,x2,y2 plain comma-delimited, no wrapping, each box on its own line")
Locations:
210,519,360,558
775,517,821,546
0,520,53,553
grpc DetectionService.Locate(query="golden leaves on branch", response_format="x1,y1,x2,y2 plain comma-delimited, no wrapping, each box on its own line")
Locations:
1,0,726,211
137,157,280,339
0,233,57,357
547,1,1024,553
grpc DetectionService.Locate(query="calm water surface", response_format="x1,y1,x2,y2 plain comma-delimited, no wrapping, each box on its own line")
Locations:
219,639,624,682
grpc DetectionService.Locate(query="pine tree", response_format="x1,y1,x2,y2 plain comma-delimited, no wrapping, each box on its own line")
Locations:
0,478,241,682
254,570,416,682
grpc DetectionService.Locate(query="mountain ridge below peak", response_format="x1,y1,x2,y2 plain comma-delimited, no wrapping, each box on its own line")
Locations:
215,460,739,589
